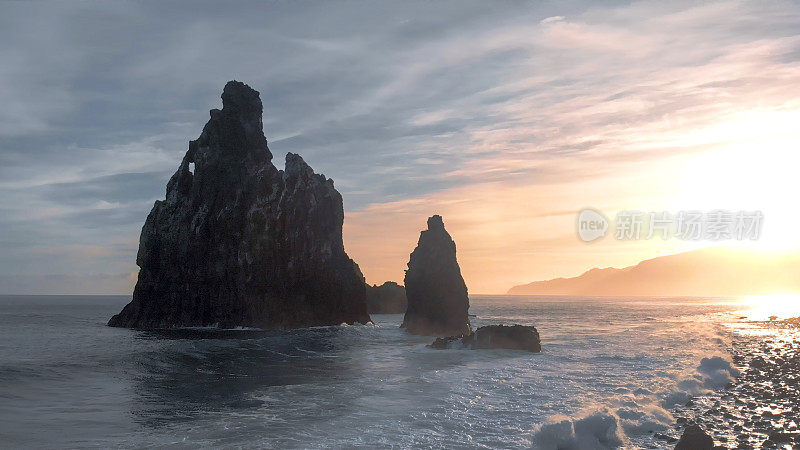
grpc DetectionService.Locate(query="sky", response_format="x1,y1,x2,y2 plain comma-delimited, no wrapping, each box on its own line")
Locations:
0,0,798,294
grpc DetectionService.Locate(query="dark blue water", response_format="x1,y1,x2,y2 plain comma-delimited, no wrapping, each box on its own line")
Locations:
0,295,753,448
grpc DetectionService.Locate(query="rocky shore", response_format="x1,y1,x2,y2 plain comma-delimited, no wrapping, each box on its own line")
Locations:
659,319,800,449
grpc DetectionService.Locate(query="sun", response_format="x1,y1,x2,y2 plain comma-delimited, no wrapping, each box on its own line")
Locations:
667,108,800,251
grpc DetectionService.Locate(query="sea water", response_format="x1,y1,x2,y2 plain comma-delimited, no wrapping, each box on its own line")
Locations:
0,295,754,448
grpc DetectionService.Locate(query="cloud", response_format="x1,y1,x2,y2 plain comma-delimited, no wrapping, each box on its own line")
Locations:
0,0,798,293
540,16,565,24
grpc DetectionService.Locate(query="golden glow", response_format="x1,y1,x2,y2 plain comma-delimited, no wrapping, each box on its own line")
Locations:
742,294,800,321
343,14,800,294
670,108,800,251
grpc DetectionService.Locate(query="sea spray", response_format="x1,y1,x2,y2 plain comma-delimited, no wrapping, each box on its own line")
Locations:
531,354,739,448
663,355,740,407
532,408,626,450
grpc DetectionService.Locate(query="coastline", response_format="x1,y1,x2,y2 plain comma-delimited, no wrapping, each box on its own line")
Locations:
662,318,800,448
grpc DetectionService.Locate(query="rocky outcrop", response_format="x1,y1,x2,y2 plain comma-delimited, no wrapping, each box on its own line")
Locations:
401,215,471,336
470,325,541,352
429,325,541,352
365,281,407,314
674,424,714,450
108,81,370,329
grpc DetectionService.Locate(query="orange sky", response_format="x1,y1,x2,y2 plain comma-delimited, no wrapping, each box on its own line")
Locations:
345,125,799,293
342,9,800,293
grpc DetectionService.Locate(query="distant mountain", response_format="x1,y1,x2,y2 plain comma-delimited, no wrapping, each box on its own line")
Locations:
507,247,800,297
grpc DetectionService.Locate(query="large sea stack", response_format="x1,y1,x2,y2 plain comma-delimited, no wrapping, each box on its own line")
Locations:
108,81,370,329
401,215,471,336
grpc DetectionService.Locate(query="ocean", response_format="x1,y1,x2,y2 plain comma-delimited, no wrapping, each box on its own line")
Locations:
0,295,780,448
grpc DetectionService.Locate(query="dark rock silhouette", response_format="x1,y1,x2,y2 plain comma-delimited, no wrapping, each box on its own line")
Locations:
365,281,407,314
401,215,471,336
108,81,370,329
470,325,541,352
429,325,541,352
674,424,714,450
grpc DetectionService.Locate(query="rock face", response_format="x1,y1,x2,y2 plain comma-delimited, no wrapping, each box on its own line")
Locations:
470,325,541,352
674,424,714,450
401,215,471,336
429,325,541,352
365,281,407,314
108,81,370,329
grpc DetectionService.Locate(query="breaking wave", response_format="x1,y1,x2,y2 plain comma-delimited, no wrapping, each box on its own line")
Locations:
533,408,626,450
663,355,739,407
532,353,738,449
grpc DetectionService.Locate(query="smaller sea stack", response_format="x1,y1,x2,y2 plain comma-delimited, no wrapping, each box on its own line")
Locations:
365,281,407,314
401,215,471,336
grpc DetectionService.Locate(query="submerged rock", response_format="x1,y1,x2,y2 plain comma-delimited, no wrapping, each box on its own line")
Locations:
429,325,542,352
401,215,471,336
674,424,714,450
108,81,370,329
365,281,407,314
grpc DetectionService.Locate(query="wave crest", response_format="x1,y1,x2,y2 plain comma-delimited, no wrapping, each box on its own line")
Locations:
664,355,739,407
532,408,626,450
533,353,738,448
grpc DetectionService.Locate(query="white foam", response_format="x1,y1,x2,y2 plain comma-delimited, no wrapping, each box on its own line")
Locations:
615,395,673,435
530,354,737,447
531,390,674,449
176,324,262,330
532,408,626,450
697,355,740,388
663,354,739,407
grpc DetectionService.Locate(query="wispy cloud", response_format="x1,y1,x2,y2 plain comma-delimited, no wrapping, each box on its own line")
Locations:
0,0,798,293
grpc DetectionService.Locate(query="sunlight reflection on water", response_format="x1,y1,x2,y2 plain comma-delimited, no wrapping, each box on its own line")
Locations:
739,294,800,321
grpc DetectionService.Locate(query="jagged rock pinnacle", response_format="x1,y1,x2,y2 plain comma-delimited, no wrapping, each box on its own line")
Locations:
427,214,444,231
108,81,369,329
221,80,262,120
